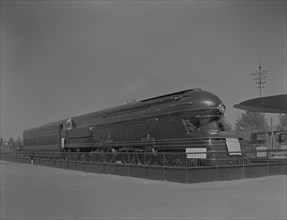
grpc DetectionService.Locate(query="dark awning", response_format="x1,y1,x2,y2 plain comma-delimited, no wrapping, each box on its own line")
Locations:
233,94,287,113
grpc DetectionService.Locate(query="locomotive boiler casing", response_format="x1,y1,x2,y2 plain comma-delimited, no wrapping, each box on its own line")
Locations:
23,88,240,154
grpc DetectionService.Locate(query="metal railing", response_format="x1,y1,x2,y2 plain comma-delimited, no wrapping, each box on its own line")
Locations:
1,149,287,168
1,148,287,184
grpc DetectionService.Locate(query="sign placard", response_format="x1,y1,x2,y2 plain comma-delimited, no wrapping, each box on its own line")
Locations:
186,148,207,159
226,138,242,155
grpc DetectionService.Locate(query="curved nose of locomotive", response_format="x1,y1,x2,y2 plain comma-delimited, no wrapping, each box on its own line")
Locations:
185,89,226,115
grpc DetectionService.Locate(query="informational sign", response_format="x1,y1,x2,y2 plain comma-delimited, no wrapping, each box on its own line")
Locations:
256,146,267,158
226,138,242,155
186,148,207,159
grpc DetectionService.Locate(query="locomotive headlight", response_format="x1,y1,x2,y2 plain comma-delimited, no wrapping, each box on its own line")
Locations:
218,104,225,115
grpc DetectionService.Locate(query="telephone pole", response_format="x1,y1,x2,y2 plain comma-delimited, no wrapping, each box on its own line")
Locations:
250,61,270,97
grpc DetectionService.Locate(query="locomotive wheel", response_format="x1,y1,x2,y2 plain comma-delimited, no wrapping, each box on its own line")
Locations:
146,154,156,165
104,153,117,163
187,159,197,167
162,158,168,166
136,153,156,165
120,153,136,164
171,158,185,167
92,153,105,163
147,154,166,166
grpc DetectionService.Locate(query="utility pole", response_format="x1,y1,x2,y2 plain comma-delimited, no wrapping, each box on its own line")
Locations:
250,61,270,97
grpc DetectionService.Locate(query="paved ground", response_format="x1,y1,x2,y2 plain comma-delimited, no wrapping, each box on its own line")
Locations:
0,160,286,220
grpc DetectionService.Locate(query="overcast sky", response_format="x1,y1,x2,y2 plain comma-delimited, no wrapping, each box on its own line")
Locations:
1,0,286,140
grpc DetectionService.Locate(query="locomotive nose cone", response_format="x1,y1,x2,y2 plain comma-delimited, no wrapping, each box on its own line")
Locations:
182,90,226,128
192,90,223,108
182,90,226,117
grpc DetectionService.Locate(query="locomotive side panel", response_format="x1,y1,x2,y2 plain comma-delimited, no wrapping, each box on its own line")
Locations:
23,124,60,152
22,89,243,155
92,120,148,143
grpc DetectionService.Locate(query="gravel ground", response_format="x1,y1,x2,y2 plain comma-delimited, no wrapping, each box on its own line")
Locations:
1,160,286,220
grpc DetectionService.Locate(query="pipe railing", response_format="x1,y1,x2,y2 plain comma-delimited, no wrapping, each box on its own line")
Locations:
1,149,287,168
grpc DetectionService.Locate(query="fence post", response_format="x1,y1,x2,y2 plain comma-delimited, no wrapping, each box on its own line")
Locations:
242,150,245,179
128,154,131,177
163,153,166,181
185,153,188,183
267,150,269,176
215,151,218,181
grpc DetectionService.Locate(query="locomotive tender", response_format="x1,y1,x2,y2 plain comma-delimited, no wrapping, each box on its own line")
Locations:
23,88,242,157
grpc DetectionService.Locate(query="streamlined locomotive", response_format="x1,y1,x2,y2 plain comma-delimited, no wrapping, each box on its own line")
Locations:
23,88,242,157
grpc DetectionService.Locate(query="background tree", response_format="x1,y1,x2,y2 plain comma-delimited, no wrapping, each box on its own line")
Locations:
0,138,5,152
7,137,16,151
276,114,287,130
234,111,269,141
219,116,232,131
0,136,23,152
15,136,23,151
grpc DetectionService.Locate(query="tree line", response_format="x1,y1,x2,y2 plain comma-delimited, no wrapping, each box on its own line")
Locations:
233,112,287,141
0,136,23,152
